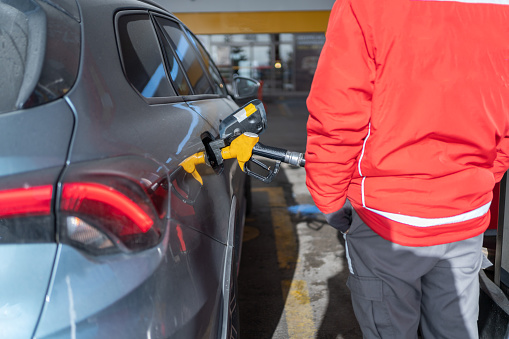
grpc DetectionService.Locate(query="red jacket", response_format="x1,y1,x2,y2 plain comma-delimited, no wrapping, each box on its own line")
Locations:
306,0,509,246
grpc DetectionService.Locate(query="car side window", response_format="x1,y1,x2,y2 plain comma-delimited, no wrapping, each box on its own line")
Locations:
117,14,175,98
184,29,227,96
154,23,192,96
155,17,214,95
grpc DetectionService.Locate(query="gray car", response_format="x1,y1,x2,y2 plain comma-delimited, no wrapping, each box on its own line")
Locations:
0,0,257,337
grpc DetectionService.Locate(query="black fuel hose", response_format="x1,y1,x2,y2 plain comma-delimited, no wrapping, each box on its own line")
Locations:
252,142,306,167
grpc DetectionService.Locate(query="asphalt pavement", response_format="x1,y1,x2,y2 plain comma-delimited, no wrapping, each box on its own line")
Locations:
238,96,363,339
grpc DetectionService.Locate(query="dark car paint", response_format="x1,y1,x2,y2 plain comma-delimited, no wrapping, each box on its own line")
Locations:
0,0,246,337
0,99,74,180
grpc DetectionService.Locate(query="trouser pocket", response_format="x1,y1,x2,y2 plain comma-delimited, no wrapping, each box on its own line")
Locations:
347,274,396,338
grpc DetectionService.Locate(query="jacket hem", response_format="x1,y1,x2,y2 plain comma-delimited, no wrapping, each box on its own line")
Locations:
353,203,491,246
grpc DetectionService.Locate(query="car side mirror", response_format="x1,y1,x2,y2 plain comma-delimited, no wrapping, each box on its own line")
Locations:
232,76,260,106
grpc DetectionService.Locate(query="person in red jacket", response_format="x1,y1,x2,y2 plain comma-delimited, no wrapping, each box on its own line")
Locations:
306,0,509,337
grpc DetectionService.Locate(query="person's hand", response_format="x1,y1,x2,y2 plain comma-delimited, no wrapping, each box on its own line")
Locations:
324,199,353,234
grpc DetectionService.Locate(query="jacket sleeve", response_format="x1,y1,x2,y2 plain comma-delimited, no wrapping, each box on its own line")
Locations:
305,0,375,214
492,136,509,183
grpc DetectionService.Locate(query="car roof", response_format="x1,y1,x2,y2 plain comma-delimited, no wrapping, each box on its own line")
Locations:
75,0,179,20
137,0,167,12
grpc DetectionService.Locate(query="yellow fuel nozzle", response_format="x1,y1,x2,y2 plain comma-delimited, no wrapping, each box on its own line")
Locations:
221,133,259,171
180,133,259,185
179,151,206,185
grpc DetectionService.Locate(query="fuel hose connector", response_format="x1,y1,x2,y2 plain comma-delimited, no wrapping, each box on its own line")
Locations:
284,151,306,167
252,142,305,167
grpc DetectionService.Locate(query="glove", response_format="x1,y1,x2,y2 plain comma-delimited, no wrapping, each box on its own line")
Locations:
324,199,353,234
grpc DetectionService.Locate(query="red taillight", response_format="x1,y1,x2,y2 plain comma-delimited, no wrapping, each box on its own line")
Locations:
0,185,52,217
59,182,161,253
61,183,153,233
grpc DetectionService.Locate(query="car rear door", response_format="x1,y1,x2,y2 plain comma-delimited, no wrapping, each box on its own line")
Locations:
152,14,244,244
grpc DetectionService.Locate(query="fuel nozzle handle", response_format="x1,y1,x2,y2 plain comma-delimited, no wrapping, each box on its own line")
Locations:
252,142,306,167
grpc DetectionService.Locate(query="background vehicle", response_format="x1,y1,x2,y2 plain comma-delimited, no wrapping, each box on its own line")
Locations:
0,0,258,337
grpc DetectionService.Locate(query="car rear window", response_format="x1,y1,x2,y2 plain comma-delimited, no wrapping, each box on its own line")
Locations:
0,0,80,114
117,13,176,98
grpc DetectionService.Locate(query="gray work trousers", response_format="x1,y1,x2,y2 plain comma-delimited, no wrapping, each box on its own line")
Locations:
344,210,485,339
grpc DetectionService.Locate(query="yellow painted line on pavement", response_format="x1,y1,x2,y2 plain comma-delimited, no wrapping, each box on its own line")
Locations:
242,226,260,242
281,280,316,338
253,187,316,338
278,103,288,117
253,187,297,270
